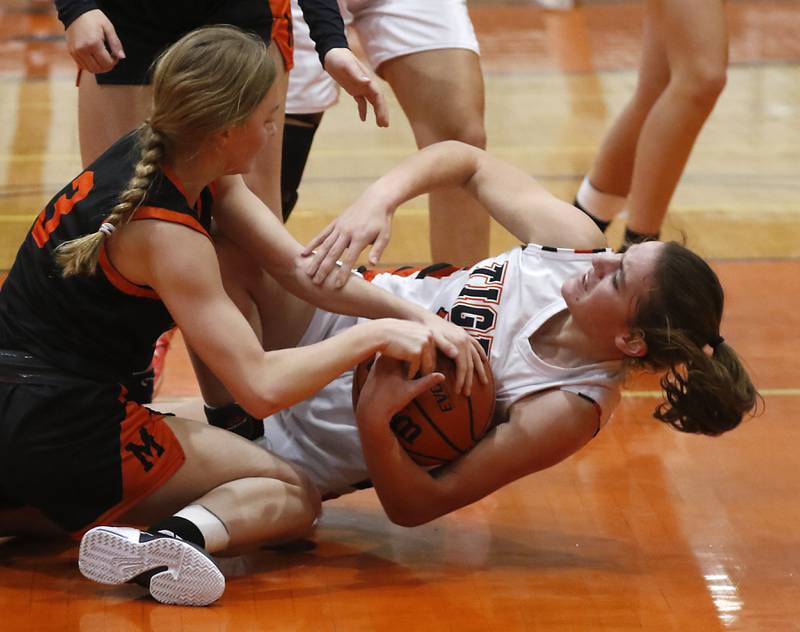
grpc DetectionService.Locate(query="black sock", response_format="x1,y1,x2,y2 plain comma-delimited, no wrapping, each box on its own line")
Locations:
621,226,660,252
149,516,205,548
573,198,611,233
204,402,264,440
281,112,323,221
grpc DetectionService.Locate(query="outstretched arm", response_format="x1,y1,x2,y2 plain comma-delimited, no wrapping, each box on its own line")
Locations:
304,141,605,286
356,356,599,527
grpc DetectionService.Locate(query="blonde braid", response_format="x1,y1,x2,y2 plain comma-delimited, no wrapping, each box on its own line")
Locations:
56,124,165,277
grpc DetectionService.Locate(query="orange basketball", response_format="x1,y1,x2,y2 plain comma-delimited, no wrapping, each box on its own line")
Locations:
352,353,496,466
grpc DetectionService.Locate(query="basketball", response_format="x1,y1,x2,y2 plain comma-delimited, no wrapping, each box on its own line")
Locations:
352,353,495,467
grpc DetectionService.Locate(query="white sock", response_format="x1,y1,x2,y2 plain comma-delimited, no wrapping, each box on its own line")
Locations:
175,504,231,553
576,176,626,222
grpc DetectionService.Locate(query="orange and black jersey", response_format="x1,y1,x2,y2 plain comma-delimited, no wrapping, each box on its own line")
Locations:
0,132,213,382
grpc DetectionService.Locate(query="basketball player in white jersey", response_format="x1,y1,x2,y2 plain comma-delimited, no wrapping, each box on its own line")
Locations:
211,140,757,526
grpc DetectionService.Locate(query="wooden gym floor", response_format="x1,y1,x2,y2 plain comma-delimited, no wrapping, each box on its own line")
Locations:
1,0,799,629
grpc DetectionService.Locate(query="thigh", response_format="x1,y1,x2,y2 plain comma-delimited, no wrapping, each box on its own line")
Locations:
213,232,315,351
243,44,289,215
381,48,485,146
119,416,305,524
649,0,728,73
351,0,480,74
78,73,152,165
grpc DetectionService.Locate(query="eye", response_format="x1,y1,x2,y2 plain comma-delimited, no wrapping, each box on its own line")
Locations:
612,271,620,290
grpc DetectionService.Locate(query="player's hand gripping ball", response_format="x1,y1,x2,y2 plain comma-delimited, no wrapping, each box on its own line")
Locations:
353,352,495,466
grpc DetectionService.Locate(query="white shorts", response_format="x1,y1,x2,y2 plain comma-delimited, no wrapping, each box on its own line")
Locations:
285,0,480,113
257,308,370,499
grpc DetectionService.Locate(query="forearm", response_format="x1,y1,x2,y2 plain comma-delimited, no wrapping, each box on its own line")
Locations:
363,141,483,213
275,255,435,324
357,418,453,527
240,322,385,417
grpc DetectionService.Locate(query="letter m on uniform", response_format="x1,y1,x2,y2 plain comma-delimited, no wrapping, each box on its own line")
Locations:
125,427,166,472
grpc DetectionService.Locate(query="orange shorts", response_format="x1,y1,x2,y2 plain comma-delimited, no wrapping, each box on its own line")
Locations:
0,375,185,535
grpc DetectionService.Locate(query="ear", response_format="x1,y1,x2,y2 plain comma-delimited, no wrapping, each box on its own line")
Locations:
615,328,648,358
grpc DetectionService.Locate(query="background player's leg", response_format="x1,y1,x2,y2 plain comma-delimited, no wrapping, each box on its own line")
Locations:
622,0,727,239
584,15,670,203
78,72,152,167
243,45,289,219
380,49,490,266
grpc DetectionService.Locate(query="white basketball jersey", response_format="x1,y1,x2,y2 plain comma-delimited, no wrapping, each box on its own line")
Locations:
258,244,624,497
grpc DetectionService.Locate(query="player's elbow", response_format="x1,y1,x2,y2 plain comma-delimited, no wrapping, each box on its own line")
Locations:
232,383,283,420
381,498,444,528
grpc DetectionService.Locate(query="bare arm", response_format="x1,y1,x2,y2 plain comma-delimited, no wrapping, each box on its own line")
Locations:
355,356,600,527
135,222,438,417
305,141,606,285
212,175,486,393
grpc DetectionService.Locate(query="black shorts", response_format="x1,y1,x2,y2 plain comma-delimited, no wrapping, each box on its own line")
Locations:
94,0,278,85
0,350,184,534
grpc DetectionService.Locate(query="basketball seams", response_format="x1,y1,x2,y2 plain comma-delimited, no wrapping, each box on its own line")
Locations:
410,399,466,456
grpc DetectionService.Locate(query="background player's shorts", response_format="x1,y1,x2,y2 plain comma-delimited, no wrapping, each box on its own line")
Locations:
285,0,340,114
0,371,184,535
93,0,284,85
286,0,480,113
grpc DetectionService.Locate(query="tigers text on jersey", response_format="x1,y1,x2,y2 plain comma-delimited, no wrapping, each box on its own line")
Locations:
259,244,625,498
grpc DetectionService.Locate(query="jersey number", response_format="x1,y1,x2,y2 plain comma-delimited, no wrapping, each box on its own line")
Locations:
32,170,95,248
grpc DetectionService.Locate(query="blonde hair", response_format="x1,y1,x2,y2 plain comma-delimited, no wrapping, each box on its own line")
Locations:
57,25,276,277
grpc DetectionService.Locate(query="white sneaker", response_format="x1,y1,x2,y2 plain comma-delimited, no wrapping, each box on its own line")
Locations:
79,526,225,606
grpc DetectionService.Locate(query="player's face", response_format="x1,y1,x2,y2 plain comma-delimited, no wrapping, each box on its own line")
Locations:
561,241,664,354
223,88,280,174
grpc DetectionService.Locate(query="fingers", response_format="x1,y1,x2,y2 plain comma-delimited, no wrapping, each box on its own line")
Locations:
311,234,350,285
355,95,367,122
406,356,420,381
419,337,436,377
368,88,390,128
368,227,391,266
302,222,335,257
410,372,446,399
456,348,472,397
102,22,125,61
472,342,490,385
334,243,362,288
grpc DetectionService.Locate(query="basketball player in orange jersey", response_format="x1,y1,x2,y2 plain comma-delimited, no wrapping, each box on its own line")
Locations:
0,28,482,606
573,0,728,250
205,140,757,526
55,0,391,399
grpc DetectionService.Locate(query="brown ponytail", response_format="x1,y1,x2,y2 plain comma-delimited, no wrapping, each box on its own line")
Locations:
630,242,760,435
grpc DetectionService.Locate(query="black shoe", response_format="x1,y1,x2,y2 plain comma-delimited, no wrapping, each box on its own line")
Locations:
79,526,225,606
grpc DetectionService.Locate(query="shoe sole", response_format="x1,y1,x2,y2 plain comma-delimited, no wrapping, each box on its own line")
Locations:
79,527,225,606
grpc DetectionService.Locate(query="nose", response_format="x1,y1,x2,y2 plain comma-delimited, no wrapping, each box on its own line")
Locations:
591,253,619,277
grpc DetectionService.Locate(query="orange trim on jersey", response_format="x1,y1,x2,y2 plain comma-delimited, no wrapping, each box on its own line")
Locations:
72,401,185,538
132,206,211,239
99,245,160,299
161,165,190,203
360,264,462,282
270,0,294,71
